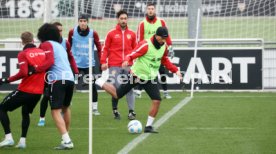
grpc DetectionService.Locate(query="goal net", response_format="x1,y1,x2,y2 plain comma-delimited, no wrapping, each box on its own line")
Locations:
0,0,275,44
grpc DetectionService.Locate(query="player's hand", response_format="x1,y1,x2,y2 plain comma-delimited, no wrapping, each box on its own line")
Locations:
175,71,183,81
101,63,108,71
168,45,174,59
122,61,128,68
0,78,9,85
28,65,36,75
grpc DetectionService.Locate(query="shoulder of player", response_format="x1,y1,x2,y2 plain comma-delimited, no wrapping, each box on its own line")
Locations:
39,41,53,50
138,20,145,27
126,29,136,35
69,28,74,34
136,40,149,51
159,18,166,24
106,28,118,36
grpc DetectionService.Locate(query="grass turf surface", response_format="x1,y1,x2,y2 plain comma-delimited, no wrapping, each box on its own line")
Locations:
0,91,275,153
94,92,276,154
0,92,88,154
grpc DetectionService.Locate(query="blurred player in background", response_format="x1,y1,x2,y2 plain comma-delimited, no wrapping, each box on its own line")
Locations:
68,14,102,115
38,23,75,150
135,2,175,99
101,10,137,120
37,22,78,127
96,27,182,133
0,32,52,149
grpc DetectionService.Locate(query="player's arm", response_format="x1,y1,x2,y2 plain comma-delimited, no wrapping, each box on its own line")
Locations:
68,29,74,46
93,30,102,61
100,32,111,71
132,32,137,49
66,40,79,74
161,47,182,80
123,41,148,67
136,21,144,43
161,20,174,59
161,19,172,46
35,42,54,72
6,52,29,82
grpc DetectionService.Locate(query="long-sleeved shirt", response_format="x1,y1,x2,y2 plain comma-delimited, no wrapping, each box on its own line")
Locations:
137,16,172,46
126,36,178,74
8,44,51,94
101,24,136,67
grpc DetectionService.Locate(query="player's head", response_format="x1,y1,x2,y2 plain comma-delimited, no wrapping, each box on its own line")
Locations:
146,2,156,20
155,27,168,45
78,14,89,30
53,22,63,37
21,31,34,46
37,23,60,43
116,10,128,29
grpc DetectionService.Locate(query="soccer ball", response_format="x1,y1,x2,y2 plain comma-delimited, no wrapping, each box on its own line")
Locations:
127,120,142,134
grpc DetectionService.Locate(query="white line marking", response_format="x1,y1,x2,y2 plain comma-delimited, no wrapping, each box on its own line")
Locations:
41,127,88,130
184,127,254,130
195,96,276,98
117,97,193,154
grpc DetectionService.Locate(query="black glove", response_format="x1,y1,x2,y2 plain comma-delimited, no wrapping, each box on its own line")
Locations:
0,78,9,85
168,46,174,59
28,65,36,75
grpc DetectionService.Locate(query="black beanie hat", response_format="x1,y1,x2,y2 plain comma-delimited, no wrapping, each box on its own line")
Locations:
156,27,169,38
78,14,88,21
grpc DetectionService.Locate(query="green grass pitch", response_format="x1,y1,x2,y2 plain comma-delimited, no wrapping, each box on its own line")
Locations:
94,91,276,153
0,17,275,42
0,91,276,153
0,92,89,154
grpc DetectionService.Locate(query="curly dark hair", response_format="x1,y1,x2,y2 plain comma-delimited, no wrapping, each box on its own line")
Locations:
37,23,60,42
116,10,128,18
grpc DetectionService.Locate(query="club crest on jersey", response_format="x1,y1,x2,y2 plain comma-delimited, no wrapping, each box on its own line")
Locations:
127,34,131,39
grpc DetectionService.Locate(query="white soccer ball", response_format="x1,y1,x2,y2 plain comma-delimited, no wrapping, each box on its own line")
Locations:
127,120,142,134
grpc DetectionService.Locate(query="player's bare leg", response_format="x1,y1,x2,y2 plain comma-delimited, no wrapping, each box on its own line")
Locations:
149,100,161,117
62,107,71,132
101,82,118,99
144,100,160,133
52,109,67,134
52,109,73,150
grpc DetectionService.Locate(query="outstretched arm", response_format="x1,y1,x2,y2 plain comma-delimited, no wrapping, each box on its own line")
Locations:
7,52,29,82
161,48,182,80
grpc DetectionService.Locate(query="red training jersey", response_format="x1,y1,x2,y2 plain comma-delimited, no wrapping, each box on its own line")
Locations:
101,24,136,67
8,45,49,94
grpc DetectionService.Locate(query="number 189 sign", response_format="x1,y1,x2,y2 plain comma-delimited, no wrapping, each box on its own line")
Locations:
1,0,59,18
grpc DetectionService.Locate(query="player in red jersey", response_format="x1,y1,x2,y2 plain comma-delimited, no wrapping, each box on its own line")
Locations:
0,32,53,149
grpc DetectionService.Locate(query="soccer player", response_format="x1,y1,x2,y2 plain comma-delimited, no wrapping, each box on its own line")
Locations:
38,23,75,150
0,32,52,148
135,2,175,99
101,10,137,120
96,27,182,133
68,14,102,115
37,22,78,127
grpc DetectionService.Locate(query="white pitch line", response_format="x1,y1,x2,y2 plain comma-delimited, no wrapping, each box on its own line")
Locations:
184,127,254,130
195,96,276,98
41,127,88,130
117,97,193,154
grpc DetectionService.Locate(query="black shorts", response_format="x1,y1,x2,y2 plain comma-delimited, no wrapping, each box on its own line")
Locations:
117,75,161,101
49,80,74,110
0,90,41,113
